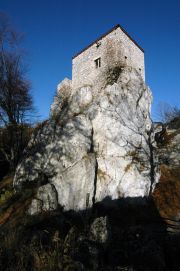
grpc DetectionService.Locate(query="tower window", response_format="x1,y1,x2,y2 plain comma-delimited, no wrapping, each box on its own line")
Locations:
94,57,101,68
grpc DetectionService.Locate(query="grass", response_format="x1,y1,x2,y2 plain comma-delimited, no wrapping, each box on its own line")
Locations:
105,66,123,86
0,175,36,228
124,163,132,173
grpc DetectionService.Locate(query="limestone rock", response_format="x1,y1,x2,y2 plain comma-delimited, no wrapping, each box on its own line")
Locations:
28,183,58,215
50,78,72,118
53,154,96,210
14,67,159,212
89,216,108,243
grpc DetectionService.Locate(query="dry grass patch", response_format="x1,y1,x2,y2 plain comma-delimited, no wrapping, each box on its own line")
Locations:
153,165,180,218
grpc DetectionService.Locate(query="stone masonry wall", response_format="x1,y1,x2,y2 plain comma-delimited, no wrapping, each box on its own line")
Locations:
72,27,145,90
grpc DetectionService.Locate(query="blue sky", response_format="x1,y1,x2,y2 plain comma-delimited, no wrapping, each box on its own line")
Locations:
0,0,180,121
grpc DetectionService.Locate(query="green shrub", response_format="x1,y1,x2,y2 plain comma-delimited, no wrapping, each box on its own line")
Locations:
0,190,14,204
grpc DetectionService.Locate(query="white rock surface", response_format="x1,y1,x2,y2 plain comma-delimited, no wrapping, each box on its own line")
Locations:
28,183,58,215
14,67,159,212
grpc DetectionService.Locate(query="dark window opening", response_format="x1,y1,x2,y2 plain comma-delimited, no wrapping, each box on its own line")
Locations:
139,68,141,71
95,57,101,68
124,56,127,59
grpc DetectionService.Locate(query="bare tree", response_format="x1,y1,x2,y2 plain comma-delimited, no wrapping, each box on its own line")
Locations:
0,13,33,172
157,102,180,124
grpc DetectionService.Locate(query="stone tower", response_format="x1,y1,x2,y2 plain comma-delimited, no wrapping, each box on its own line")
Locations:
72,24,144,90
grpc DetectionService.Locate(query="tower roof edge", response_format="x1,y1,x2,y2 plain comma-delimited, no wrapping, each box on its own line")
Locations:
72,24,144,60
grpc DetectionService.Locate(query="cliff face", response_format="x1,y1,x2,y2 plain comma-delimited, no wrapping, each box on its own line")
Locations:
14,67,159,213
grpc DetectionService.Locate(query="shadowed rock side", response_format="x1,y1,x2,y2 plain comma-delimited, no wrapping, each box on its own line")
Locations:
13,67,159,213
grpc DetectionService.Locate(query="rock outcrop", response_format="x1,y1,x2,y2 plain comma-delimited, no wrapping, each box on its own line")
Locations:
14,67,159,213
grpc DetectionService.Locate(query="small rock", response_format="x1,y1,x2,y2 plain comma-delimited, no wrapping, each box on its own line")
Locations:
89,216,108,243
